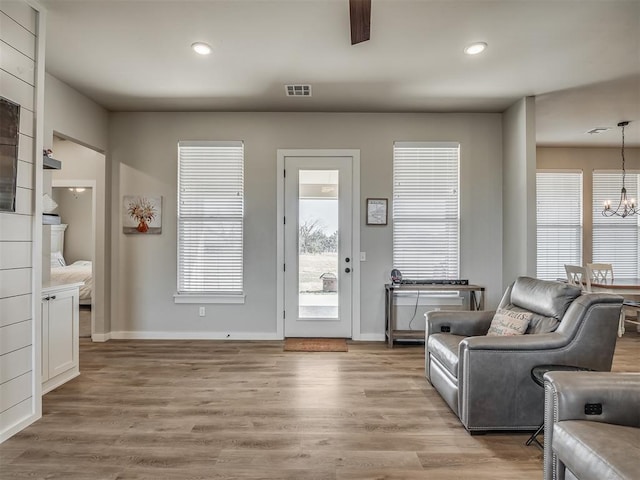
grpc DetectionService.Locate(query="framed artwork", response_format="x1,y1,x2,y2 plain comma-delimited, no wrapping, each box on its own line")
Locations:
123,195,162,234
366,198,388,225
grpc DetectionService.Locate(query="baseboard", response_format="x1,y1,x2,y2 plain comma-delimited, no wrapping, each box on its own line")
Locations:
91,332,111,342
109,331,283,340
0,411,40,444
353,333,386,341
96,331,388,342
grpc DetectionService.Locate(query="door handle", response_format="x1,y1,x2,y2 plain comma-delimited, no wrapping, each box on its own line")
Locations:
345,267,351,273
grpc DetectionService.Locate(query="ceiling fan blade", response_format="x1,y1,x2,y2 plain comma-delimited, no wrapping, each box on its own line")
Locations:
350,0,371,45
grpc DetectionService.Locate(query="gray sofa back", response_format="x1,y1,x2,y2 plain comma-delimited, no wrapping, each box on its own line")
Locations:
498,277,583,334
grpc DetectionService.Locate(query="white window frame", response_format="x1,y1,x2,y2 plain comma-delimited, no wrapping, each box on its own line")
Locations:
392,142,460,280
536,170,583,281
174,141,245,304
592,170,640,278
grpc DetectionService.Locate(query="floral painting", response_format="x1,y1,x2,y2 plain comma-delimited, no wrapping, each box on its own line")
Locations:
123,195,162,234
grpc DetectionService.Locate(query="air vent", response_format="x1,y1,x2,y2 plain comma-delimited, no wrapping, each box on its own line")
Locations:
586,127,611,135
285,84,312,97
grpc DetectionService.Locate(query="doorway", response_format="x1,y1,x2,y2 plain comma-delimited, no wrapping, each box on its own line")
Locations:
277,150,361,339
50,134,107,341
51,183,94,338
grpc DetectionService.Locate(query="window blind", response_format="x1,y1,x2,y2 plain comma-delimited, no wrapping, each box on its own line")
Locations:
392,142,459,279
177,141,244,295
592,171,640,278
536,171,583,280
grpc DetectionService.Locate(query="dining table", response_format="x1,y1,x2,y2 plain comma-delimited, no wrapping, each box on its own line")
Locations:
590,278,640,335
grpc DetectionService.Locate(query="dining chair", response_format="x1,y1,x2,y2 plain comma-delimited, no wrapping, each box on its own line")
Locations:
585,263,629,337
587,263,614,283
564,264,591,292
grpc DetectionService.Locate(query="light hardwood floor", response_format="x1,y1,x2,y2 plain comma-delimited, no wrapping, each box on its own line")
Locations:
1,332,638,480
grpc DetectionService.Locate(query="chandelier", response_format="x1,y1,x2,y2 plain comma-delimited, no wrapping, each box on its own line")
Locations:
602,121,637,218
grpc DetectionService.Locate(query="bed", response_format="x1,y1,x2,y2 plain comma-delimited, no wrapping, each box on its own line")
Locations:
50,224,93,305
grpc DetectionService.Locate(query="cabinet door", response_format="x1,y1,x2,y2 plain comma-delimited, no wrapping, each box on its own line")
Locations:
47,289,78,378
41,298,49,381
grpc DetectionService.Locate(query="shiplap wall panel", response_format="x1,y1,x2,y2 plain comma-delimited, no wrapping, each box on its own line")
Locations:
0,372,31,412
0,242,31,269
0,397,31,432
0,12,35,58
0,268,31,298
0,294,31,328
0,346,31,384
16,160,32,189
14,187,32,215
17,133,33,163
0,70,34,110
0,213,31,241
0,41,35,85
1,0,37,442
0,320,31,356
18,108,33,137
0,0,37,33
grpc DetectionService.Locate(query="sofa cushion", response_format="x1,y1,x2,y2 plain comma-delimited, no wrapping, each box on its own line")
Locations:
487,308,531,336
553,420,640,480
501,303,559,334
510,276,582,320
427,334,466,378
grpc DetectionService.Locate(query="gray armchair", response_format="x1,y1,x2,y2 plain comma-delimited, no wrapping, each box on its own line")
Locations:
425,276,623,433
544,372,640,480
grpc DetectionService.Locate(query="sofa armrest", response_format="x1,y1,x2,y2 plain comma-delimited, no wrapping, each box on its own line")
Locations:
544,371,640,426
462,332,569,351
425,310,495,337
543,372,640,480
455,332,592,433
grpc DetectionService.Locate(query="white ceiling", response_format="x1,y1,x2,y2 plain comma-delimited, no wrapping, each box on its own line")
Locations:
41,0,640,146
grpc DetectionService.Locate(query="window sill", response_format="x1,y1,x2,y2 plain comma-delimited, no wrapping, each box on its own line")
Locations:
174,294,246,304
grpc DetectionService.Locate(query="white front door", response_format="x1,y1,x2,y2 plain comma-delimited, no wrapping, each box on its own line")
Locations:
284,156,353,337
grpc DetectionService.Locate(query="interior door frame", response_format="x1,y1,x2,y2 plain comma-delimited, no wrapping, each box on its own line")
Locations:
276,149,361,339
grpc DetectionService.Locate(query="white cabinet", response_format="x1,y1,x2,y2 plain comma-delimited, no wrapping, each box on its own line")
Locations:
41,283,80,394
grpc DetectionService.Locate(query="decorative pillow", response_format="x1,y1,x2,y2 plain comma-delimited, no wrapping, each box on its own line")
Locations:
51,251,66,268
502,304,559,334
487,308,532,336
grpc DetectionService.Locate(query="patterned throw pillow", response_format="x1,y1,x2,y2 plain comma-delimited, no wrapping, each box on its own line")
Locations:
487,308,532,336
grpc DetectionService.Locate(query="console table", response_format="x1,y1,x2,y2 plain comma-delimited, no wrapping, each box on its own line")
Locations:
384,283,485,348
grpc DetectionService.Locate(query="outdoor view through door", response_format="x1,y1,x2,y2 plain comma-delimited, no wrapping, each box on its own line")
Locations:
299,170,339,319
284,156,352,338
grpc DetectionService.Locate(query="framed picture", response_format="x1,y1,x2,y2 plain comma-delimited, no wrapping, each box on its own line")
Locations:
366,198,388,225
123,195,162,234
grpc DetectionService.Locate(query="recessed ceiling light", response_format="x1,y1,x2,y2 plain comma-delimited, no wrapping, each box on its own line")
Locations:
191,42,212,55
464,42,487,55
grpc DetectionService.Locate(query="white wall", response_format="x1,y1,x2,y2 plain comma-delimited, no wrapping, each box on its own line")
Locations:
502,97,536,289
537,146,640,265
43,73,108,153
110,112,503,339
51,187,92,262
0,0,43,443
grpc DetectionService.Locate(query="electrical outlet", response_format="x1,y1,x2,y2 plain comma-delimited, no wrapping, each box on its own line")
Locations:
360,252,366,261
199,306,205,317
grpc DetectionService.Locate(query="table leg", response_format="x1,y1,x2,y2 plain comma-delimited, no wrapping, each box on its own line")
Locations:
385,288,393,348
525,424,544,450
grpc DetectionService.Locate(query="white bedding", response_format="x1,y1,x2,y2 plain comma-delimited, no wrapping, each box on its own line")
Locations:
51,261,93,301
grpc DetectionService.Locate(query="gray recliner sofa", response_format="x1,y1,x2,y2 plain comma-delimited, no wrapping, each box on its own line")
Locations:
544,371,640,480
425,276,623,433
